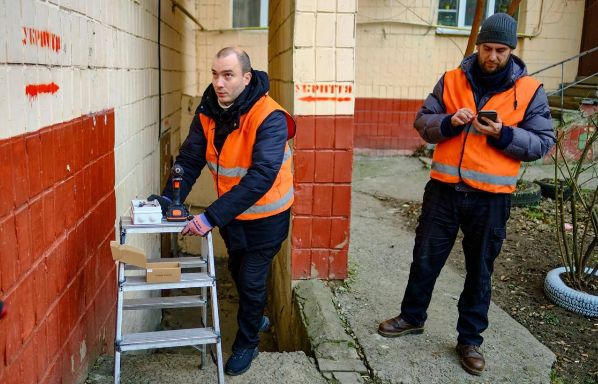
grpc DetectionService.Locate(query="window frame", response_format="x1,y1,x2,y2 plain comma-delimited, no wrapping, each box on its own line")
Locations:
436,0,510,35
231,0,268,29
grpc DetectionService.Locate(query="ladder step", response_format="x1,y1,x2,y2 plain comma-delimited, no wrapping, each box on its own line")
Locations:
123,295,207,310
121,273,214,291
117,328,219,352
124,256,206,270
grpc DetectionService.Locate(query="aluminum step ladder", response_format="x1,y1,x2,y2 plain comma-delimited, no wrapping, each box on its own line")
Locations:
114,216,225,383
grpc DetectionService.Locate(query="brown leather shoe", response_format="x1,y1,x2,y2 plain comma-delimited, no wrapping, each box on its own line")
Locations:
456,344,485,375
377,316,424,337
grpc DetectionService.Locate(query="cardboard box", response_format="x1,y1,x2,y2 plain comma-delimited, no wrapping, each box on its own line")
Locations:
146,262,181,283
110,241,181,283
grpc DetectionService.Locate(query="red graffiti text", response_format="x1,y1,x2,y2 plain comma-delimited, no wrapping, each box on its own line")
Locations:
295,82,354,102
295,83,353,95
22,27,61,52
298,96,352,102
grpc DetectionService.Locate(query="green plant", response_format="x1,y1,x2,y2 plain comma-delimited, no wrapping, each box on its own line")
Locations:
550,369,565,384
553,109,598,292
543,313,559,325
524,206,546,221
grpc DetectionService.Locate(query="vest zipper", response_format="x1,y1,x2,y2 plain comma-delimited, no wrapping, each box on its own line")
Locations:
456,95,491,183
216,151,221,198
455,69,518,184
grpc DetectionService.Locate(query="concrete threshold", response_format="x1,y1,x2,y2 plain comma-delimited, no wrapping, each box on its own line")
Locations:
295,279,369,383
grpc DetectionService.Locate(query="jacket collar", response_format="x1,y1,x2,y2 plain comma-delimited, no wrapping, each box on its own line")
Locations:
460,53,527,90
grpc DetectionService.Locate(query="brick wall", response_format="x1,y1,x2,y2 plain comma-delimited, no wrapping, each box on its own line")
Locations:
354,98,425,154
0,111,115,384
292,116,353,279
286,0,357,280
0,0,199,382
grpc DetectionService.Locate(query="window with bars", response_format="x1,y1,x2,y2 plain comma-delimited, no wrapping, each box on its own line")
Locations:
232,0,268,28
437,0,515,30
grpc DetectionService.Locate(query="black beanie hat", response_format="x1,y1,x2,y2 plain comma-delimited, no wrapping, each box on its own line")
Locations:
476,13,517,49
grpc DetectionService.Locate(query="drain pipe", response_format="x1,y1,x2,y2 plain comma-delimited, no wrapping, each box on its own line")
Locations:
158,0,162,138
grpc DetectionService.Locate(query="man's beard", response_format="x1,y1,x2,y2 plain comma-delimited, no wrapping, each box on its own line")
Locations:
479,59,507,74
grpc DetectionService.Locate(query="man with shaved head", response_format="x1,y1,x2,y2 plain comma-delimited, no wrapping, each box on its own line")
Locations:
149,47,295,375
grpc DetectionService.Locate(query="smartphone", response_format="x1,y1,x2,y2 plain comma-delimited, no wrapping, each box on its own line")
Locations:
477,110,497,124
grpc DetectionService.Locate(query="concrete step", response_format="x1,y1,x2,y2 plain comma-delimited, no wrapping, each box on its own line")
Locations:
576,74,598,85
558,84,598,98
548,95,597,110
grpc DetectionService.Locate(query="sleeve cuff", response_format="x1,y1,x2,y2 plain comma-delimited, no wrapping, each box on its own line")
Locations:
440,115,465,138
487,125,514,150
203,211,216,228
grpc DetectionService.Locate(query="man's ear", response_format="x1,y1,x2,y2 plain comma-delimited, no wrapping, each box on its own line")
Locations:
243,71,252,86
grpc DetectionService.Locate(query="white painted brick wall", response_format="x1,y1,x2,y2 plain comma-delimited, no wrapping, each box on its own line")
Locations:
297,0,317,12
315,47,335,81
295,12,315,47
336,13,354,48
316,12,336,47
317,0,336,13
289,0,357,116
0,66,7,139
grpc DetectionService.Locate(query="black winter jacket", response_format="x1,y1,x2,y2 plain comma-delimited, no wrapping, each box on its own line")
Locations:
163,70,291,251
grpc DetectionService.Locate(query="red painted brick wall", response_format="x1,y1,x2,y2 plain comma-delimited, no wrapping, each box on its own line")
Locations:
0,111,116,384
291,115,353,280
354,98,425,153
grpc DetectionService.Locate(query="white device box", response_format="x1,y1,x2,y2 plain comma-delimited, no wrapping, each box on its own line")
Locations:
130,199,163,224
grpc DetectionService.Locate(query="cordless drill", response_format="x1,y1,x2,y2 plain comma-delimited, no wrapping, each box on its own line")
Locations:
166,164,190,222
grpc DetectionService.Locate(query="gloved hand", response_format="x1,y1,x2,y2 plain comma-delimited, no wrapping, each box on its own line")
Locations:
182,213,213,237
147,194,172,215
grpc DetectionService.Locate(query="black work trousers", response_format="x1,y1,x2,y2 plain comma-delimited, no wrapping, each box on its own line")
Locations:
228,244,281,350
400,179,511,346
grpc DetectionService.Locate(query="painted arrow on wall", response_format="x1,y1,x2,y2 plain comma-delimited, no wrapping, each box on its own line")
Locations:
25,82,60,100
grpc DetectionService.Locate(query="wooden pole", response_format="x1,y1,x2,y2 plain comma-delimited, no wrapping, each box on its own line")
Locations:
507,0,522,16
464,0,487,57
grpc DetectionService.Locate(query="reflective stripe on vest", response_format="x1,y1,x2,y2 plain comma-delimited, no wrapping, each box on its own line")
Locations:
207,148,292,178
431,161,518,186
243,186,294,215
430,67,541,193
200,95,295,220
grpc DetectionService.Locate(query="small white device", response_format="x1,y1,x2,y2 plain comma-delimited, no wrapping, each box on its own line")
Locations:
130,199,163,224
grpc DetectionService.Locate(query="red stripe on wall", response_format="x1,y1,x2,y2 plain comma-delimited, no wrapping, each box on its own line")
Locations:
291,115,353,280
354,97,426,153
0,110,116,384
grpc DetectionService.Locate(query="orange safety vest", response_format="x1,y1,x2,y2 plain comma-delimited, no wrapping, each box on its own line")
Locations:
430,68,541,193
200,95,295,220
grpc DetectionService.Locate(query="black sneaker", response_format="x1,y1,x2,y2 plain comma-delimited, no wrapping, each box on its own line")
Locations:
225,347,259,376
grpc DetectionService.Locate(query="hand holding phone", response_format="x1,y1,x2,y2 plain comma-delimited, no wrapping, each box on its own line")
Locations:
477,110,498,125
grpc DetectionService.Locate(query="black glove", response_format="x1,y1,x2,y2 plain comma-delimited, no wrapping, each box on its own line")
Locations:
147,194,172,215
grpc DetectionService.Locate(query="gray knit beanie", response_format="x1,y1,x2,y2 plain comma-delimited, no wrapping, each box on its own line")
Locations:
476,13,517,49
